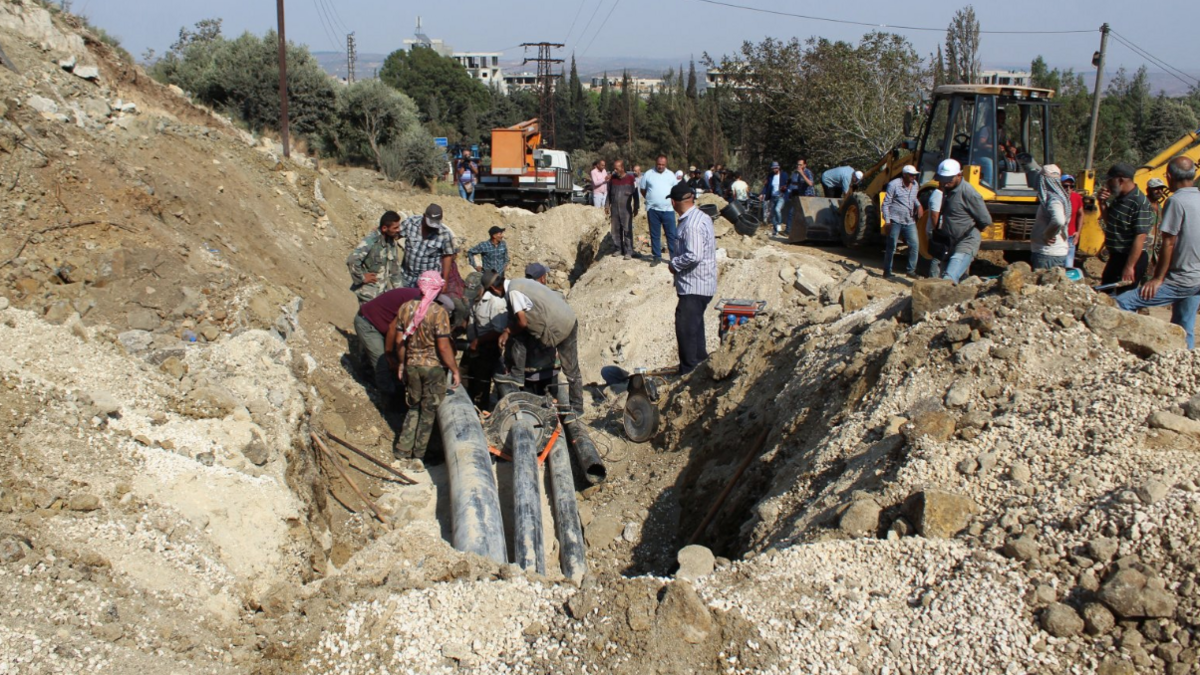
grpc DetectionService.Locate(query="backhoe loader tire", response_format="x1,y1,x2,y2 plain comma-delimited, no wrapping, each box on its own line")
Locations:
840,192,879,249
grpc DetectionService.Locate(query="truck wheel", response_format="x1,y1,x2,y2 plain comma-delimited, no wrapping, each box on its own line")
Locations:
547,193,559,209
840,192,879,249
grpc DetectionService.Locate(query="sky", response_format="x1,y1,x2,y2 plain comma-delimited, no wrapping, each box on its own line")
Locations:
80,0,1196,87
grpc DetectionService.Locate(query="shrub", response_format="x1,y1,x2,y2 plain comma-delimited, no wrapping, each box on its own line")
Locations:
379,127,446,188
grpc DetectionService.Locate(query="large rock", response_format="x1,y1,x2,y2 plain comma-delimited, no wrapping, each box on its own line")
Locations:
840,286,869,313
655,580,712,645
999,262,1031,296
584,518,622,550
911,279,978,322
904,489,978,539
1148,411,1200,439
1082,602,1116,635
1083,305,1186,357
837,498,881,537
903,409,956,442
1097,568,1178,619
1040,602,1084,637
859,319,897,351
794,264,833,297
675,545,715,581
181,385,239,419
126,308,161,332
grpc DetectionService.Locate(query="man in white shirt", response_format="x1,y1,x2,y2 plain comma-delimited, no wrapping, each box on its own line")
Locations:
590,160,609,208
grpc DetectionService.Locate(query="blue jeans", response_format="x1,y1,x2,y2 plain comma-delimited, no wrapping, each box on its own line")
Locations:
1031,253,1067,270
941,252,974,282
883,221,919,275
458,183,475,203
769,195,786,231
647,209,678,261
1115,282,1200,349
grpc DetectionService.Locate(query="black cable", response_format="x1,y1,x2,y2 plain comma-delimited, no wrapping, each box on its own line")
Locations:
570,0,606,54
311,0,341,52
563,0,586,47
686,0,1095,34
1108,31,1198,88
581,0,621,59
324,0,351,34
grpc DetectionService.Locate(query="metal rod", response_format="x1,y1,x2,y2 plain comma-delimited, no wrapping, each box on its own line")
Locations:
311,432,389,526
324,431,416,485
438,385,507,563
556,380,606,484
546,424,587,582
511,416,546,574
276,0,290,158
1084,23,1109,173
686,427,771,546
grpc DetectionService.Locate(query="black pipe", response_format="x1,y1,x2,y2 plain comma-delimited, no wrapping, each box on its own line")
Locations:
546,427,587,582
437,385,507,563
556,381,607,484
510,415,546,574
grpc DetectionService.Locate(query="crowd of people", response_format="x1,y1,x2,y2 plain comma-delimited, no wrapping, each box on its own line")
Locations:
345,177,719,470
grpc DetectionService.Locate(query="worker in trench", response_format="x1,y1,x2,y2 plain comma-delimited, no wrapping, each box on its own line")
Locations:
486,265,585,416
355,285,455,406
386,270,461,469
461,269,508,411
346,211,404,304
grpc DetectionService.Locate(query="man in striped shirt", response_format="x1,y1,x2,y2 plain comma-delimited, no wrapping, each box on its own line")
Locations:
667,183,717,374
881,165,924,278
1099,163,1154,286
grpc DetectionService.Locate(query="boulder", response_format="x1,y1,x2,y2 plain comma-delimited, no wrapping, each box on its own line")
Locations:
67,494,101,511
1148,411,1200,439
655,580,712,645
1000,262,1031,296
1082,602,1115,635
675,545,715,581
1135,479,1168,505
26,94,58,116
837,498,881,538
1002,534,1039,562
1040,602,1084,637
826,269,869,304
944,380,972,408
911,279,978,322
903,409,956,442
794,264,833,297
1083,305,1186,357
126,308,161,332
1097,568,1178,619
840,286,869,312
71,65,100,81
859,319,897,351
1086,537,1119,563
904,489,978,539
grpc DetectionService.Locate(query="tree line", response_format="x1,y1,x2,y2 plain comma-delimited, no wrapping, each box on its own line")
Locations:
149,8,1200,191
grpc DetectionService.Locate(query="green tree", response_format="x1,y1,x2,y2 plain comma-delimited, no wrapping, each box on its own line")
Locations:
326,79,418,168
945,6,981,84
380,126,446,188
379,47,490,140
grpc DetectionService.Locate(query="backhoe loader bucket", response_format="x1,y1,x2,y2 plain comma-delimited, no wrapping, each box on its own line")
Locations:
788,197,843,244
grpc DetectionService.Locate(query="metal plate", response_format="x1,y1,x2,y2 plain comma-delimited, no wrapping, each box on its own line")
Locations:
486,392,558,453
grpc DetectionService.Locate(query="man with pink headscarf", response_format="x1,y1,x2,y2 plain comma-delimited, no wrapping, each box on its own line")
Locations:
387,270,460,466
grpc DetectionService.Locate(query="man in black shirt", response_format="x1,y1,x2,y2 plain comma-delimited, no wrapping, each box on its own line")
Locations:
1099,163,1154,286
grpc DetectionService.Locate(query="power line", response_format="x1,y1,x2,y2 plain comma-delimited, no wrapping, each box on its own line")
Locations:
686,0,1095,34
310,0,341,51
324,0,351,34
570,0,606,53
581,0,620,58
1108,29,1198,87
563,1,586,46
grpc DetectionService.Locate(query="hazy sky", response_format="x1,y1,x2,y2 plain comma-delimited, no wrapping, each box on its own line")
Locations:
82,0,1194,83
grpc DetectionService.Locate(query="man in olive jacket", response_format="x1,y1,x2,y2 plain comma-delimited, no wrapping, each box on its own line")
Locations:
486,272,584,414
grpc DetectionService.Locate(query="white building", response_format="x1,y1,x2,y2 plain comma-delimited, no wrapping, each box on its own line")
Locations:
402,17,507,93
503,72,539,93
978,70,1032,87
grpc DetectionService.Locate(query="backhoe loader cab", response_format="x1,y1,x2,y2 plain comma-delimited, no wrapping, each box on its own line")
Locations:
791,84,1078,253
916,85,1055,197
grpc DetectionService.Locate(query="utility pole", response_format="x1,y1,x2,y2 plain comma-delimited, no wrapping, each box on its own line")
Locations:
347,32,357,84
1084,23,1109,173
276,0,290,158
521,42,564,147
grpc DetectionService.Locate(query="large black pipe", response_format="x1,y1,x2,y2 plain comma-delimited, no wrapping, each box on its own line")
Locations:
546,426,587,582
510,415,546,574
438,385,507,563
556,382,607,484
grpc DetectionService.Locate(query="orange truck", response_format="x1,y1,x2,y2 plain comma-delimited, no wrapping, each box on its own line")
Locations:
475,118,583,212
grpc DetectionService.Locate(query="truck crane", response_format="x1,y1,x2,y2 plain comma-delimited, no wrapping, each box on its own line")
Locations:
473,118,584,212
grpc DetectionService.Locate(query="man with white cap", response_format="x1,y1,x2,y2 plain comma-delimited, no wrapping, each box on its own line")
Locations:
821,165,862,199
761,161,788,235
933,159,992,282
881,165,923,278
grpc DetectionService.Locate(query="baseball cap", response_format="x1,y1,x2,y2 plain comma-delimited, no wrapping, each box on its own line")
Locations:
1106,163,1135,180
488,225,505,236
675,170,683,178
669,183,695,201
689,165,697,172
423,203,444,227
481,269,503,291
1147,177,1167,189
936,159,962,181
1042,164,1062,179
1061,174,1076,184
524,262,549,279
853,170,864,181
901,165,918,175
770,161,780,169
